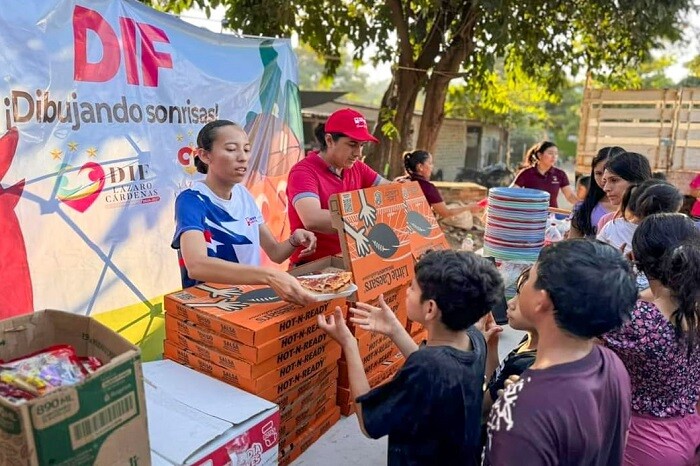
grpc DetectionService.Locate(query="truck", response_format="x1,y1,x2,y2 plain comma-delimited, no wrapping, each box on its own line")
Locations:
576,87,700,194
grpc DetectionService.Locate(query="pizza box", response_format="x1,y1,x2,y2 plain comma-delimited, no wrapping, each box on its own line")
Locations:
402,181,451,259
279,384,336,438
278,407,341,466
329,183,415,303
165,313,331,364
144,360,279,466
164,339,341,395
337,340,396,387
164,283,346,346
274,365,338,407
280,396,337,444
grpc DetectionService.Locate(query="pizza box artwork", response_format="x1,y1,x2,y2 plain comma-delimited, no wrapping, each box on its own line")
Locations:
402,181,450,259
164,283,345,347
329,183,415,302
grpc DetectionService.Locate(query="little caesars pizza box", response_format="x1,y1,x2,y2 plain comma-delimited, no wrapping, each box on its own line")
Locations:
164,283,345,347
328,181,448,303
0,310,149,466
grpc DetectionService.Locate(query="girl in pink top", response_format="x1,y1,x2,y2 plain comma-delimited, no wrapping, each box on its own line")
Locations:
602,213,700,466
690,173,700,218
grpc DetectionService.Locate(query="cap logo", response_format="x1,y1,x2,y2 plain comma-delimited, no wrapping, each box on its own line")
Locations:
353,117,367,128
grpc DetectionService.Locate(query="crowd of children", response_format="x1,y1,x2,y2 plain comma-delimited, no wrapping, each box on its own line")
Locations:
315,148,700,465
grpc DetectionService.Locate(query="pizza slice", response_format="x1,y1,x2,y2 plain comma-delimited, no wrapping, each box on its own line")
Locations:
297,271,353,294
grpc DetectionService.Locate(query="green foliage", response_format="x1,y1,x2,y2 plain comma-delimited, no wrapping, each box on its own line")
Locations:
294,44,388,106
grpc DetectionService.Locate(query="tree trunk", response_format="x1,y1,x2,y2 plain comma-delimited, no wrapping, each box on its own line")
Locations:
364,67,423,179
416,9,478,158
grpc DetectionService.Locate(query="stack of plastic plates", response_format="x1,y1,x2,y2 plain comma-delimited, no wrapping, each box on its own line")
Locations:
484,187,550,262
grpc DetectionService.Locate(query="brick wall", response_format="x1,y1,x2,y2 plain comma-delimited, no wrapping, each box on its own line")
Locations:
433,120,467,181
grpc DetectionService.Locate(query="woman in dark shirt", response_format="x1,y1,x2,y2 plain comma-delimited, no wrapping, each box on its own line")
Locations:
402,150,478,218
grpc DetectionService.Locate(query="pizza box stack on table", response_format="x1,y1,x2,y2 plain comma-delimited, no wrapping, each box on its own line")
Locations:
328,182,448,415
162,272,352,466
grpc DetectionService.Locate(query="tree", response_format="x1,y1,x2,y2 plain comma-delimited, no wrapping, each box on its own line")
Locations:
295,44,388,106
147,0,694,178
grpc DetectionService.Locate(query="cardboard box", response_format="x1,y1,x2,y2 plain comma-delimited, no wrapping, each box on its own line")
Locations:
164,284,345,346
347,283,408,338
166,325,339,381
337,339,396,388
406,319,425,336
0,310,149,466
329,184,415,302
279,384,336,437
402,181,450,259
278,407,341,466
164,340,341,394
273,366,338,407
165,313,331,364
280,397,336,443
144,360,279,466
411,328,428,344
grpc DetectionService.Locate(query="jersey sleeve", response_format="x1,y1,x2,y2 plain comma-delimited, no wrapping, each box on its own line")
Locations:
287,163,321,205
356,350,431,439
172,190,206,249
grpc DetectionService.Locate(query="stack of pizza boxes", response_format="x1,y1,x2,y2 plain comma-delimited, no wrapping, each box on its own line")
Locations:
162,280,344,466
328,182,448,415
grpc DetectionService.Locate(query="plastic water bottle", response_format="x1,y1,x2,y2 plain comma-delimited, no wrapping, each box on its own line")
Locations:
544,222,563,246
461,234,475,252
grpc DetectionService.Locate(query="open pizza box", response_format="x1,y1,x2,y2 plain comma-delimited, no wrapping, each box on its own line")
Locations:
326,181,449,303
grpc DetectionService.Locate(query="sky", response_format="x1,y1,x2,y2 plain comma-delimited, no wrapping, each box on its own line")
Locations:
176,5,700,85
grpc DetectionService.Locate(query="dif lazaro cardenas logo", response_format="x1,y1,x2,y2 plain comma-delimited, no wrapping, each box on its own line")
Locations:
1,5,221,212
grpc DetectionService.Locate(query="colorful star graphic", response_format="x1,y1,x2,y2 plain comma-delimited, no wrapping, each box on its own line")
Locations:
86,147,98,158
67,142,79,152
176,134,184,142
50,148,62,160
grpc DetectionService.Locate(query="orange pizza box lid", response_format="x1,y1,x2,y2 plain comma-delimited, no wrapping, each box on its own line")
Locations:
329,183,415,302
165,283,345,346
402,181,450,259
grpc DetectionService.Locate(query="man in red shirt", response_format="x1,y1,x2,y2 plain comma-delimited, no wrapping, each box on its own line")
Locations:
286,108,388,266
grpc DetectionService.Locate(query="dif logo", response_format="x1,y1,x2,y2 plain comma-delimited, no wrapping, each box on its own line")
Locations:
108,164,151,184
73,5,173,87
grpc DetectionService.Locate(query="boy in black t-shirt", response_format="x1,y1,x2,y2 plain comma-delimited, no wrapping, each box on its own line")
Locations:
318,250,504,466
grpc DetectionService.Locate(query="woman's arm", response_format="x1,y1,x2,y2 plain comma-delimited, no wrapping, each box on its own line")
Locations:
179,230,313,306
431,201,477,219
258,225,316,264
293,197,336,234
561,185,579,206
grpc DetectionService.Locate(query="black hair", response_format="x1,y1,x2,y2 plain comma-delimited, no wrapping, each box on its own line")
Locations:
415,250,504,331
525,141,557,166
194,119,240,174
680,195,697,217
577,175,591,189
604,151,653,184
632,213,700,349
313,123,345,151
534,239,637,338
403,150,431,175
620,179,682,220
571,146,626,236
652,171,667,180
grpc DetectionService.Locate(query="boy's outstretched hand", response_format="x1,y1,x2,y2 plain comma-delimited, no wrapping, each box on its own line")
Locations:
349,294,400,337
317,306,355,347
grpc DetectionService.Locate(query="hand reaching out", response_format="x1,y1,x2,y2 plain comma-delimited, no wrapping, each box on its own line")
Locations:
266,270,314,307
349,294,401,337
475,312,503,347
317,306,355,347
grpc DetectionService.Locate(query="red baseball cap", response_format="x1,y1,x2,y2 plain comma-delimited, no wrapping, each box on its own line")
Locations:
325,108,379,143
